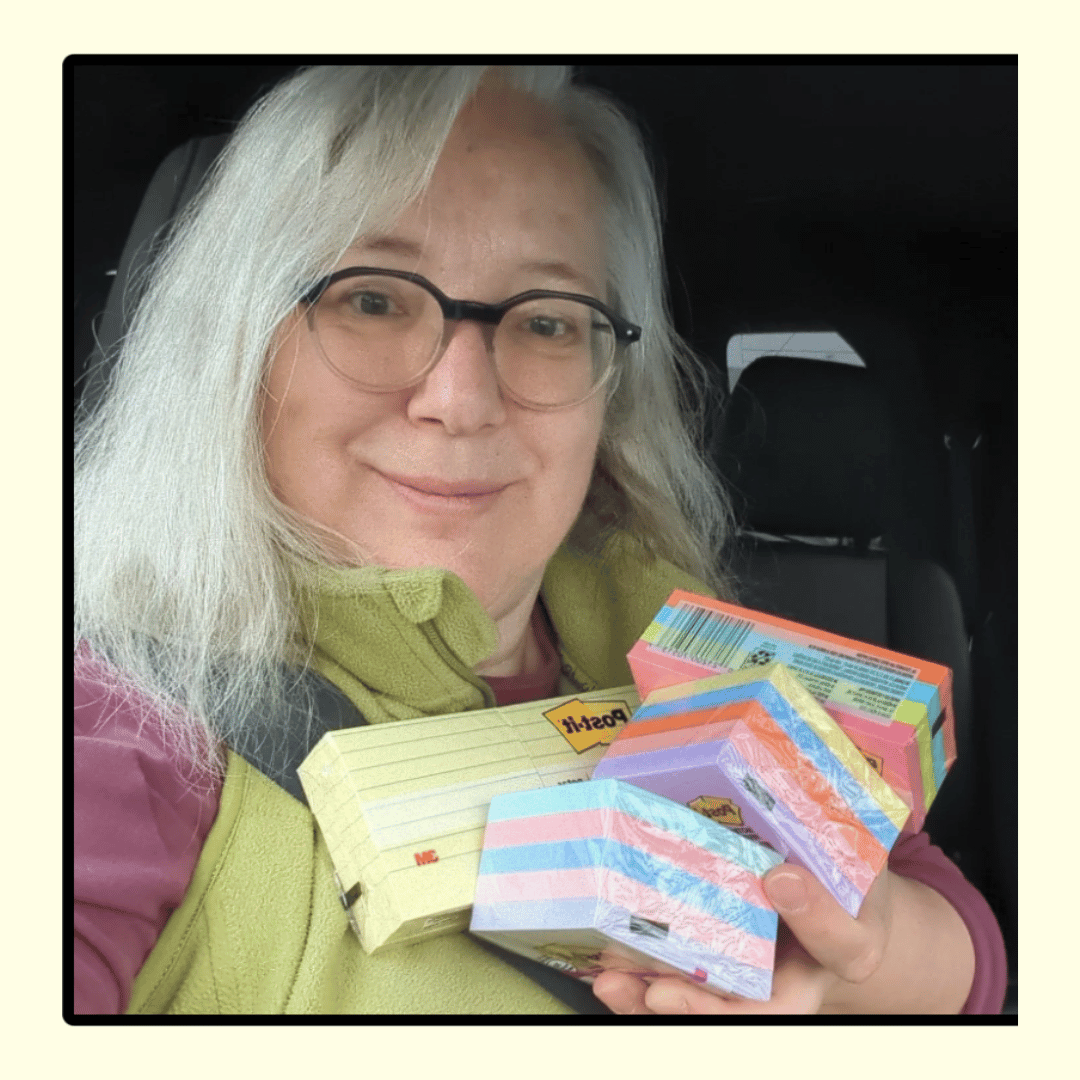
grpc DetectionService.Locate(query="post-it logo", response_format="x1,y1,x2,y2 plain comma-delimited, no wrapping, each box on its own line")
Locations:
689,795,778,852
542,698,631,753
689,795,744,827
861,749,885,776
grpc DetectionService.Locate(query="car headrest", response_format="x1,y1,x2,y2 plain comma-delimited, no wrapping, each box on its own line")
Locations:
711,355,894,545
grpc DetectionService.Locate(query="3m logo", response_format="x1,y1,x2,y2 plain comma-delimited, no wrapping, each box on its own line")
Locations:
861,750,885,776
413,849,439,866
689,795,744,827
542,697,631,753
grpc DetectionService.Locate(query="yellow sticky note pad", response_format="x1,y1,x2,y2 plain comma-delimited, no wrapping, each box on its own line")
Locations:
298,685,640,953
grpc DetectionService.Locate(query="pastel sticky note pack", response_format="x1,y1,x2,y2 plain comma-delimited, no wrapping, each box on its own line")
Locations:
298,686,639,953
593,662,909,917
627,589,955,831
469,777,784,1001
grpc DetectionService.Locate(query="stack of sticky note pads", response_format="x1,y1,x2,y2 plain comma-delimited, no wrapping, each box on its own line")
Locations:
299,587,954,1007
592,662,910,917
297,686,639,952
628,590,955,833
469,777,784,1001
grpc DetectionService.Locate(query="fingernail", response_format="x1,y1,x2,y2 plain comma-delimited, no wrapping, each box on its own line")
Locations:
766,871,808,913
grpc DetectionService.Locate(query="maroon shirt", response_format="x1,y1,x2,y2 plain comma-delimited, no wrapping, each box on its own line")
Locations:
73,657,221,1014
73,631,1007,1015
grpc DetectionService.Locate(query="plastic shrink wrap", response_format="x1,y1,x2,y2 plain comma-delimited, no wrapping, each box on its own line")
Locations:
593,662,910,916
298,686,639,952
470,777,785,1001
627,589,954,832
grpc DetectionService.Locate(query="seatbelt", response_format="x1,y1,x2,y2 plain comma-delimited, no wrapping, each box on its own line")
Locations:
236,668,613,1015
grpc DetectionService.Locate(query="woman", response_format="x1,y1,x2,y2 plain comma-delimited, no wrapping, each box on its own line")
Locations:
73,65,1006,1015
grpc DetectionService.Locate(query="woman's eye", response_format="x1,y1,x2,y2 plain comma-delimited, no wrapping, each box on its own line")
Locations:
527,315,571,338
349,290,395,316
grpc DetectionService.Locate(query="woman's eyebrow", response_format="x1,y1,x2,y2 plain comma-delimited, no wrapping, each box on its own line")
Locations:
350,241,601,296
351,236,423,260
518,260,601,296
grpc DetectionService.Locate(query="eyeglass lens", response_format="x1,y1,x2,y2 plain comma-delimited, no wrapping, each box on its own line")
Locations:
308,272,616,408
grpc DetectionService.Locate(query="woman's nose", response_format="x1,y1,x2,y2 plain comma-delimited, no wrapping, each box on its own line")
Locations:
405,318,507,433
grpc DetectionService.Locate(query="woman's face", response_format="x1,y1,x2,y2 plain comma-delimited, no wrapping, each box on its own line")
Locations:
262,88,609,621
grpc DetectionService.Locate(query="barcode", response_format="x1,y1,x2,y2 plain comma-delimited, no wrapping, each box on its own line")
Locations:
651,602,753,669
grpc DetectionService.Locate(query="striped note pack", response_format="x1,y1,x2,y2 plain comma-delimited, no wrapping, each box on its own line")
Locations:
297,685,639,953
627,589,955,832
593,662,910,916
470,777,784,1001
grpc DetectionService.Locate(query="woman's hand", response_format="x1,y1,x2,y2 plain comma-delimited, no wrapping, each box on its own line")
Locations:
593,862,975,1015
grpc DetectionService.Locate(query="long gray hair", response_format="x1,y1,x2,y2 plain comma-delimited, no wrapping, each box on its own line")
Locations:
74,65,735,776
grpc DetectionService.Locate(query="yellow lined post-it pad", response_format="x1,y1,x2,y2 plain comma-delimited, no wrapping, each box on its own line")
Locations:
298,686,639,953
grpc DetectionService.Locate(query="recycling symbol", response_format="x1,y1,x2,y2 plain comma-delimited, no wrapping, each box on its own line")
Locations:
744,645,776,667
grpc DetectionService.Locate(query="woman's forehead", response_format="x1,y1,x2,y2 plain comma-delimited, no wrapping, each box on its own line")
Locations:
338,97,607,295
438,88,597,197
455,83,574,145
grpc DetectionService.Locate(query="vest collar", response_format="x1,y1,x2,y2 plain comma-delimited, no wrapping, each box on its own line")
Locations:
292,560,498,721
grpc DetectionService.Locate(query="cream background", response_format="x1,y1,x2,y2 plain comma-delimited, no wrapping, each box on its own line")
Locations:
23,8,1053,1074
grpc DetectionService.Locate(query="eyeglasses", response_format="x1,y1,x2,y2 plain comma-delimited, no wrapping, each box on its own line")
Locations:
299,267,641,410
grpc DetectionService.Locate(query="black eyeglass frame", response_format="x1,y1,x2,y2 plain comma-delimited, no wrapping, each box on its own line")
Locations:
299,266,643,347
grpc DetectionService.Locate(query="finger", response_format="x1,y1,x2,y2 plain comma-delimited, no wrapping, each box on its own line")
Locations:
592,971,653,1014
641,956,831,1016
643,977,739,1014
763,864,890,984
763,952,833,1013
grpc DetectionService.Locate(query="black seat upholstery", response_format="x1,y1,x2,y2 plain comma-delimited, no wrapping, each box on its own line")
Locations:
711,355,975,871
712,354,1019,1013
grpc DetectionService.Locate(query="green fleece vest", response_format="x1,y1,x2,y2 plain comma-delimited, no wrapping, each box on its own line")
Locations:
127,537,707,1014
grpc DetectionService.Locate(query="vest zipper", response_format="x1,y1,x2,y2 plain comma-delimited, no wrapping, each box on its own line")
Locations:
417,621,498,709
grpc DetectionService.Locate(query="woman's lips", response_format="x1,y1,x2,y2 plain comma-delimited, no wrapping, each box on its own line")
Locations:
375,470,510,511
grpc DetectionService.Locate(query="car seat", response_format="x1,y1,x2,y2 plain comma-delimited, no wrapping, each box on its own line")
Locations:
712,354,975,854
711,353,1014,1012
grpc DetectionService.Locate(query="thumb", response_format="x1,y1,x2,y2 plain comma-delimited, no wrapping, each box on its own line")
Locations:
763,864,889,984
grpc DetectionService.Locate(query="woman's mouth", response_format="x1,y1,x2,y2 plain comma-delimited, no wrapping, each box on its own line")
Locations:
376,470,510,511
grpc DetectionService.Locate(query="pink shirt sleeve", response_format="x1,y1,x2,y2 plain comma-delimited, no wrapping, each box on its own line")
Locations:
73,657,222,1014
888,830,1008,1014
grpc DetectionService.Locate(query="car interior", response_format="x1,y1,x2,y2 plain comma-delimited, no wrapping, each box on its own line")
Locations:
71,61,1017,1015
